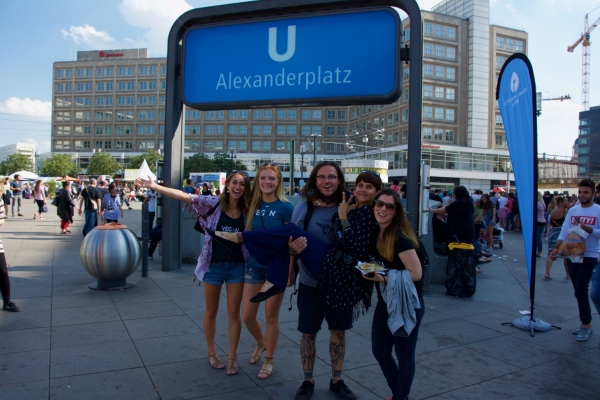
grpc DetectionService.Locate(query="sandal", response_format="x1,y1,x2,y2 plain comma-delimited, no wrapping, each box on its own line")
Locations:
258,357,274,380
543,276,552,281
249,342,266,364
208,353,225,370
227,358,239,376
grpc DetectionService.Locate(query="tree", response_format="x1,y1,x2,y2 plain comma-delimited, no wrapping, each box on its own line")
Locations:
212,152,247,175
41,154,77,177
0,153,33,175
127,150,163,173
87,152,121,176
183,153,215,178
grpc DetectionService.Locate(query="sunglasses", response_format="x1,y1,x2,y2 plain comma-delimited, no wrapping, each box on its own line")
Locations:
231,170,249,177
260,162,279,168
374,199,397,210
361,170,381,177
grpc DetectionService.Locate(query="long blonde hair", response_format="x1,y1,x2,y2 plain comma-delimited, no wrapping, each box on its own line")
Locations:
245,165,289,231
374,189,419,261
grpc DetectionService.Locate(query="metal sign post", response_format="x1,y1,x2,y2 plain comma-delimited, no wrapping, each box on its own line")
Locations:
163,0,423,271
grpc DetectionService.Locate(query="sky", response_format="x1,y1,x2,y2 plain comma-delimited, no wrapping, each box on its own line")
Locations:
0,0,599,157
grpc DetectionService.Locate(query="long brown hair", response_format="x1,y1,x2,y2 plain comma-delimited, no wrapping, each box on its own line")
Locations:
245,165,289,230
301,161,345,205
34,180,42,194
373,189,419,261
479,193,492,210
218,172,251,215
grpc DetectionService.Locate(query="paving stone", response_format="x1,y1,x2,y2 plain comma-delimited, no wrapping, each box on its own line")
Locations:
0,349,50,385
123,315,201,340
115,300,185,320
51,320,131,348
0,379,49,400
51,304,121,326
0,327,50,354
50,368,159,400
134,332,207,366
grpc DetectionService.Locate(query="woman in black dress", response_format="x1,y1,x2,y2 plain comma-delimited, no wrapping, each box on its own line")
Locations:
57,181,78,234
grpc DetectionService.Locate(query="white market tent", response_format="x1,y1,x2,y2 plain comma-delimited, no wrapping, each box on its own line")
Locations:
137,160,157,182
9,170,39,180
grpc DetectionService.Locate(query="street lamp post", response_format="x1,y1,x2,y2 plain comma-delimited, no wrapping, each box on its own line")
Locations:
362,136,369,159
299,145,306,181
229,149,237,170
74,153,79,176
121,152,125,178
310,134,321,169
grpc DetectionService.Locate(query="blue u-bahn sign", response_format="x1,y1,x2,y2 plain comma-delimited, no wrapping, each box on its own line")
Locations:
182,8,401,109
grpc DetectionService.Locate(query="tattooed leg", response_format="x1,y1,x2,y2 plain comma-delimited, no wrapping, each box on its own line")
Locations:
329,330,346,383
300,333,317,382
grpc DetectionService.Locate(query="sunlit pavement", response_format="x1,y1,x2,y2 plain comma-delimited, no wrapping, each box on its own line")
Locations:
0,200,597,399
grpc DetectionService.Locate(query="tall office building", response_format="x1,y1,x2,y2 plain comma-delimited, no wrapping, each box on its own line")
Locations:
0,143,36,171
578,105,600,177
51,0,527,190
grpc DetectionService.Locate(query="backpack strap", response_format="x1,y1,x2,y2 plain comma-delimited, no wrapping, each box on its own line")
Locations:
303,201,315,231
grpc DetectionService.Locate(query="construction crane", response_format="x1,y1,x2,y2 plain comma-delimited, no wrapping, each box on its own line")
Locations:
542,95,571,101
567,9,600,111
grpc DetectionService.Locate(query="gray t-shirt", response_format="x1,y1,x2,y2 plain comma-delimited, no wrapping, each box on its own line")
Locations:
10,181,22,196
291,201,338,287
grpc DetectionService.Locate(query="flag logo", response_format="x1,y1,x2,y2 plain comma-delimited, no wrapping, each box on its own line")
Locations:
510,72,519,93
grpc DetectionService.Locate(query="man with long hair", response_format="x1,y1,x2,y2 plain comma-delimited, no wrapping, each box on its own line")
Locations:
292,161,356,400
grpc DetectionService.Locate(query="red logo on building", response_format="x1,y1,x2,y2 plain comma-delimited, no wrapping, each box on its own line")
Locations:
98,51,124,58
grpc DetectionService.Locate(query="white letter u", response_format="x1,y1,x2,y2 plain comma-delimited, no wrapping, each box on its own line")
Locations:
268,25,296,62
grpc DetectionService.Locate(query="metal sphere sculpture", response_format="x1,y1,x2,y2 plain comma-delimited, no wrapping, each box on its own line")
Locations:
80,223,141,290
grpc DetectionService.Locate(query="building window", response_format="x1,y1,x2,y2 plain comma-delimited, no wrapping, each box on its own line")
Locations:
497,36,505,49
495,135,504,146
515,40,524,52
434,128,443,140
402,130,408,141
496,56,506,68
436,25,444,36
447,27,456,39
435,66,445,78
434,87,444,99
85,68,93,77
445,130,454,142
425,22,433,35
424,64,433,76
446,88,455,100
402,109,409,122
434,108,444,119
579,147,589,154
446,47,456,59
579,137,590,145
403,67,410,81
435,45,444,57
446,67,455,80
422,85,432,98
445,109,455,121
403,27,410,42
423,106,432,119
506,38,514,51
423,127,432,140
425,43,433,56
580,119,590,126
495,114,503,126
580,128,590,135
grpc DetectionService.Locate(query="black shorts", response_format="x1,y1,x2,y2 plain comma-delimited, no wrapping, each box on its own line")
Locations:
1,193,10,205
297,283,353,334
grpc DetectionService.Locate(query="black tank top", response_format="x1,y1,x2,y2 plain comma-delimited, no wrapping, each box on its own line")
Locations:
550,208,566,227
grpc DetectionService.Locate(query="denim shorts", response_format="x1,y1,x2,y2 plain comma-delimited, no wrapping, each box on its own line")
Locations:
483,218,494,227
244,265,267,284
203,261,245,286
297,283,353,334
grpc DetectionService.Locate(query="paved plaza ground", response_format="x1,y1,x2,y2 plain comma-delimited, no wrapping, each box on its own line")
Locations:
0,200,597,399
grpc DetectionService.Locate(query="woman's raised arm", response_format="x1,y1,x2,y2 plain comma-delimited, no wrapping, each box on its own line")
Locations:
136,176,192,204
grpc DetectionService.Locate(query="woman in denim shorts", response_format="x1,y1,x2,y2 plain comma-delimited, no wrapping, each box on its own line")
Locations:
240,164,294,380
136,172,251,376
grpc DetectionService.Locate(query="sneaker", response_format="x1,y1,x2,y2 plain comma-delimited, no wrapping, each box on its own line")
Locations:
295,380,315,400
329,379,356,400
33,214,36,219
40,216,45,219
18,213,24,217
3,301,19,312
576,327,593,341
573,325,583,334
128,207,133,210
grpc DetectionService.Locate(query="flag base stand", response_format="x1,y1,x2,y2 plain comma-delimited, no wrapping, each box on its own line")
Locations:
502,316,561,337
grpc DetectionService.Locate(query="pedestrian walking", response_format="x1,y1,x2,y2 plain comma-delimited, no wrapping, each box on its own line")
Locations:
145,188,156,230
33,180,46,220
57,181,78,234
0,178,10,218
101,184,123,223
544,196,569,280
78,179,102,236
550,179,600,342
136,171,251,376
536,192,547,257
362,189,424,400
0,197,19,312
10,174,24,217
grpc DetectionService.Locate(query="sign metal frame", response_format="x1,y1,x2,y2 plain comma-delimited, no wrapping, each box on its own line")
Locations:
162,0,423,272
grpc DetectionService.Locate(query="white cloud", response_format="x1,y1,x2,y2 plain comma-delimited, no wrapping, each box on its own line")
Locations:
0,97,51,119
505,3,517,16
118,0,194,55
61,24,119,49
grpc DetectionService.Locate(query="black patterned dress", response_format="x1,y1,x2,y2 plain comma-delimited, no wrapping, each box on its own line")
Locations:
317,205,377,321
